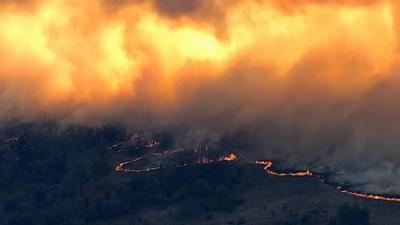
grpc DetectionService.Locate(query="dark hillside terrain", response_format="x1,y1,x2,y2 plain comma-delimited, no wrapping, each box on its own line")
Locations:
0,123,399,225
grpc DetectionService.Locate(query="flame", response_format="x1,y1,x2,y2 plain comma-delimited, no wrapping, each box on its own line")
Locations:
254,160,313,177
339,188,400,203
221,153,238,161
112,142,400,203
115,156,144,172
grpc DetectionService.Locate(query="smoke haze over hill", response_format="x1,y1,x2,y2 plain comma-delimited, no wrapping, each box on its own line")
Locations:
1,0,400,193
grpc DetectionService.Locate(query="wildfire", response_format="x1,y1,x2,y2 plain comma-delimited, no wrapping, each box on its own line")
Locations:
115,157,144,172
338,188,400,203
252,161,400,202
112,140,400,203
254,160,313,177
220,153,238,162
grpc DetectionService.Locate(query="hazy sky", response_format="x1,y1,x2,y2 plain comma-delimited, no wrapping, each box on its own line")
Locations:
0,0,400,193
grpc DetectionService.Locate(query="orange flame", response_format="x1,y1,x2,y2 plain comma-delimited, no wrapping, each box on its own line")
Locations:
254,160,313,177
221,153,238,161
338,188,400,203
113,144,400,203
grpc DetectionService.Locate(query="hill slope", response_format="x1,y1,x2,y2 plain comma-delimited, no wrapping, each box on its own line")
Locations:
1,123,399,225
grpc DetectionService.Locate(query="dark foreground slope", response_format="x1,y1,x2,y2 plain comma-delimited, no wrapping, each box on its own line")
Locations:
102,164,400,225
1,124,399,225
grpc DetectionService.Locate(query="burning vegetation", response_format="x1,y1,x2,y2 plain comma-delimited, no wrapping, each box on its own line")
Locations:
1,0,400,223
254,160,313,177
338,188,400,203
1,123,400,225
111,136,400,204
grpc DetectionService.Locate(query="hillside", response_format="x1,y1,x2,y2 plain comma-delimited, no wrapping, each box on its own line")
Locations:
1,123,399,225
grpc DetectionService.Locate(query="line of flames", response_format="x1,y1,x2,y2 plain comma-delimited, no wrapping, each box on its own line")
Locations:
114,150,400,203
253,160,313,177
253,160,400,202
337,188,400,202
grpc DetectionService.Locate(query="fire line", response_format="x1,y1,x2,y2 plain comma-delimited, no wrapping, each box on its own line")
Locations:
111,143,400,203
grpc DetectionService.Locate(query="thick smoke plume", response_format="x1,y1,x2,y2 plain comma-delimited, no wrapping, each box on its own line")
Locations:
0,0,400,193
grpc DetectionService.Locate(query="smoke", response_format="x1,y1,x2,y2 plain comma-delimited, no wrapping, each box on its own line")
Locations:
0,0,399,193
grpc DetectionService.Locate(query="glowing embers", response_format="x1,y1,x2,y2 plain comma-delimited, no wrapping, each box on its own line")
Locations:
253,160,313,177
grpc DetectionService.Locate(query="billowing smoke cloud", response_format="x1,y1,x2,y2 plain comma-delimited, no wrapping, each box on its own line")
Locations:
0,0,399,193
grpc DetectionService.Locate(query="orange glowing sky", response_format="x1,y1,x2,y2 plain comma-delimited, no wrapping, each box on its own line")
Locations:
0,0,398,123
